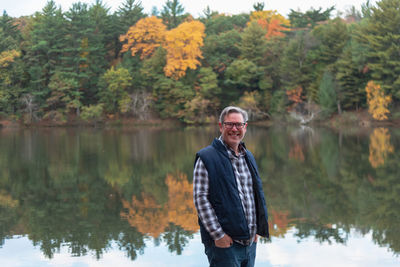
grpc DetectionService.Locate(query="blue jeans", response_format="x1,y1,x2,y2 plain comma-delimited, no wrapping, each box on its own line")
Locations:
204,241,257,267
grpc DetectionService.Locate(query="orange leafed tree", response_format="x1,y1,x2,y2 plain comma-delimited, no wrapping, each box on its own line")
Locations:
268,209,292,237
369,127,394,168
289,142,305,162
365,81,392,121
163,20,205,79
119,16,167,59
120,172,198,238
121,193,168,238
286,86,303,111
250,10,290,39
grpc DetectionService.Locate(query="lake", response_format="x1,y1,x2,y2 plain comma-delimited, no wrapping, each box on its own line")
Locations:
0,125,399,267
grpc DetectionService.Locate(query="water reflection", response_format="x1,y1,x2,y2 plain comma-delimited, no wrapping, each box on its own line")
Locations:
261,126,400,255
0,125,399,265
369,127,394,168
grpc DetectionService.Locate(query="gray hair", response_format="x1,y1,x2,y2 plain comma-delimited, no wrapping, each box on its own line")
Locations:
219,106,248,123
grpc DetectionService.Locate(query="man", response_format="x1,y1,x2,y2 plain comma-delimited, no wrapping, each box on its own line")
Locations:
193,106,269,267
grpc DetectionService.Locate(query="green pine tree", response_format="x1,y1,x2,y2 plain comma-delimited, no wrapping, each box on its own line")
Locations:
357,0,400,100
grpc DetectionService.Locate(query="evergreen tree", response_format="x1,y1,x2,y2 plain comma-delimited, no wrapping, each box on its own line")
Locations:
202,6,218,20
311,18,349,66
280,31,315,98
113,0,146,62
288,6,335,28
335,38,368,110
318,71,337,114
61,1,111,110
0,11,24,115
24,0,66,108
61,2,92,115
280,31,317,104
306,18,350,101
116,0,145,30
0,11,20,46
88,1,114,96
203,14,249,35
238,21,267,64
357,0,400,100
253,2,265,11
161,0,186,29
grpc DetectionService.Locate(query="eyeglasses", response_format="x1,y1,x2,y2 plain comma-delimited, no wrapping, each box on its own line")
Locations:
223,122,247,129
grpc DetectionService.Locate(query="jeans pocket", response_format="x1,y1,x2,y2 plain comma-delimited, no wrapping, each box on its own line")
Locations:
214,242,234,250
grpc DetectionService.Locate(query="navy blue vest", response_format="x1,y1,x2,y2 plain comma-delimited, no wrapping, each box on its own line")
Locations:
195,138,269,245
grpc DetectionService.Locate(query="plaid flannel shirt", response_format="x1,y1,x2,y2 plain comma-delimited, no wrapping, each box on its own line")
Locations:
193,138,257,246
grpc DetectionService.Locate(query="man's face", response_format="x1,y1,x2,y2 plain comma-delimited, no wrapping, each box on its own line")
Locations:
219,112,247,150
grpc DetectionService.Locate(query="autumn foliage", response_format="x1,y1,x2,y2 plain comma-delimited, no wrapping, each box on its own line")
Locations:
250,10,290,38
0,49,21,85
120,172,198,237
120,16,167,59
268,209,292,237
163,20,205,79
286,86,304,111
365,81,392,121
0,49,20,68
120,17,205,79
289,142,305,162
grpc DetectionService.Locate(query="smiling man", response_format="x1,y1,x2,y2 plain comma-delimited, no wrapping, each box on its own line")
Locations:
193,106,269,267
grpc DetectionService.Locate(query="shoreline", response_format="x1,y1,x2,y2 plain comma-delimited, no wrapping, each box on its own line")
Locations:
2,110,400,129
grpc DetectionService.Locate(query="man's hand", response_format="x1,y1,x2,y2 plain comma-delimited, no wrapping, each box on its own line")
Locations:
215,234,233,248
254,234,258,243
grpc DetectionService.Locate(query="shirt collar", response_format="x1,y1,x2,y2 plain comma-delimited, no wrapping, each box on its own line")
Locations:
218,136,246,157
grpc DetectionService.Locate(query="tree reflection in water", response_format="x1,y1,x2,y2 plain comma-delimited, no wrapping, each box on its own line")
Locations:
0,126,399,262
120,172,198,254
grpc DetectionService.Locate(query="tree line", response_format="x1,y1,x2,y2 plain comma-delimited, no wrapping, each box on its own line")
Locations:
0,0,399,124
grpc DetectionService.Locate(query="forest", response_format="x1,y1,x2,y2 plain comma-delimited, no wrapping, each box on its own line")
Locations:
0,0,399,125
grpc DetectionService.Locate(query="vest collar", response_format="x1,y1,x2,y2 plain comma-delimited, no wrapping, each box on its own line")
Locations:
212,138,247,159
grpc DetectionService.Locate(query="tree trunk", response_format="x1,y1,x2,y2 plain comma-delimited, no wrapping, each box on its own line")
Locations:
337,100,342,115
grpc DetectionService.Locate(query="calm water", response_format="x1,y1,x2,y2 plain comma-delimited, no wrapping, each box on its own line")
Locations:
0,125,399,267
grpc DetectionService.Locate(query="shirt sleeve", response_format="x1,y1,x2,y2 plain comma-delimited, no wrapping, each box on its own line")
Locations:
193,158,225,240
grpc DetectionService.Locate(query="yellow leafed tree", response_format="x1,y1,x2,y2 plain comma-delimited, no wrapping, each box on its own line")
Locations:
369,127,394,168
0,49,20,67
165,173,198,232
0,49,21,85
0,190,19,208
163,20,205,79
365,81,392,120
249,10,290,39
119,16,167,59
